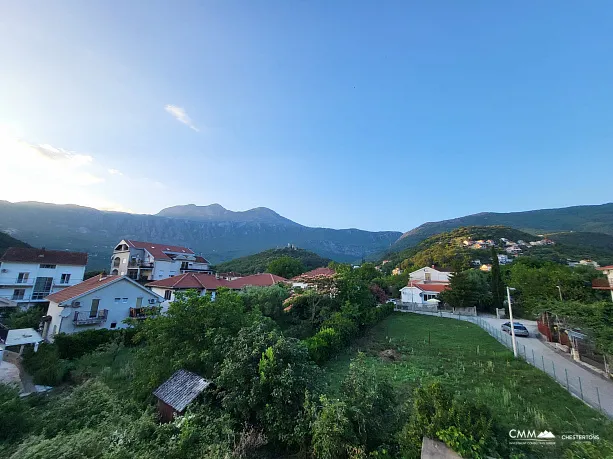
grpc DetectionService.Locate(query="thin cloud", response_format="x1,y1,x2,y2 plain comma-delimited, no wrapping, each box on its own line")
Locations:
108,168,123,176
164,104,199,131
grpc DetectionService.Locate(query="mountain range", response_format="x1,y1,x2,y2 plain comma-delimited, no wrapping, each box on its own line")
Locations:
1,200,613,271
391,203,613,252
0,201,400,270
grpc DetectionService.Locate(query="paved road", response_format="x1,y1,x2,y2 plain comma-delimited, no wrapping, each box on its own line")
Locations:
403,309,613,417
479,316,613,417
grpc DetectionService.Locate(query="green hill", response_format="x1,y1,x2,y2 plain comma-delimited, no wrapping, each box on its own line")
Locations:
384,226,538,272
214,247,332,275
392,202,613,252
0,232,31,255
383,226,613,271
530,231,613,265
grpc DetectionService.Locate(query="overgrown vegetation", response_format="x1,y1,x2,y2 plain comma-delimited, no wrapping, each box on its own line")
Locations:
323,313,613,458
4,263,399,458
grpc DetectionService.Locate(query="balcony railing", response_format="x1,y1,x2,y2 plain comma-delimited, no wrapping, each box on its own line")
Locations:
0,277,35,286
73,309,108,325
0,293,30,301
129,307,157,319
128,261,154,268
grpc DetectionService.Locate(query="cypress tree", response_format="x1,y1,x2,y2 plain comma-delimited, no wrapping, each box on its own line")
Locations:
490,246,505,310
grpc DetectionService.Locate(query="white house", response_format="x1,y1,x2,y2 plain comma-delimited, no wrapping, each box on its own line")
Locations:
43,275,163,341
409,267,452,283
110,240,211,281
497,254,510,265
0,248,87,309
400,282,449,304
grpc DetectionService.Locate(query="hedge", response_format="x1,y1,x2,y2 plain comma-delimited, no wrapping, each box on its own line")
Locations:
54,328,137,360
305,303,394,364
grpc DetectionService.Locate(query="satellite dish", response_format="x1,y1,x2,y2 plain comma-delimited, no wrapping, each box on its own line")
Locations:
60,308,72,318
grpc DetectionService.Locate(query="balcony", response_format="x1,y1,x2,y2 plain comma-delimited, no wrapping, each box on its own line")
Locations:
0,277,34,287
128,261,154,269
73,309,108,325
129,307,157,319
0,293,31,302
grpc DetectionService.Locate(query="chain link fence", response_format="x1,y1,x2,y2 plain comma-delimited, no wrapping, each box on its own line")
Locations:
397,308,613,418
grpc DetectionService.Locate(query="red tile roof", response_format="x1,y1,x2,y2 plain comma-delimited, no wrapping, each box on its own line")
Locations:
410,282,449,293
291,267,335,280
46,275,120,303
147,273,232,290
228,273,287,288
1,247,88,266
592,278,613,290
125,240,194,261
194,256,209,264
597,266,613,271
147,272,287,290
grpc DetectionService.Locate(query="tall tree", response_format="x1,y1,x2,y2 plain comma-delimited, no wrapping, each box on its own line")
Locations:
267,256,305,278
490,247,505,310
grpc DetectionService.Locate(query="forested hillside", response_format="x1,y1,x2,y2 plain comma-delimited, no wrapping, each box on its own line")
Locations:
392,202,613,252
214,247,331,275
0,232,31,254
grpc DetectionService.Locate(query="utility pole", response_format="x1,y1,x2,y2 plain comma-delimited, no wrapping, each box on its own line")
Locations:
556,285,563,302
507,286,518,358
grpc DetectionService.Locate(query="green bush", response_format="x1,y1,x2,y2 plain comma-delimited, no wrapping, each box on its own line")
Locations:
305,305,394,365
54,328,136,360
0,385,32,443
398,382,506,458
22,343,69,386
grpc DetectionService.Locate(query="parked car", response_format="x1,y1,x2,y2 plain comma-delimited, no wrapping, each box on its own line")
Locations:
501,321,529,337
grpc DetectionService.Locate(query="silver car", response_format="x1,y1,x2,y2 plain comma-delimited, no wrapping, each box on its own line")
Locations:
501,321,529,337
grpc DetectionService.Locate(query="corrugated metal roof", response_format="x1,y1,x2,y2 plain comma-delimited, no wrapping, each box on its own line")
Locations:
152,369,210,412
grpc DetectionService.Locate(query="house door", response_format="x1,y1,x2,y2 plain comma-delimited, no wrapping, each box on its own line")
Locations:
90,299,100,318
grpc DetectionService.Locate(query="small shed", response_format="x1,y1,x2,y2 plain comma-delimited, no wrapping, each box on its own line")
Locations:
152,369,210,422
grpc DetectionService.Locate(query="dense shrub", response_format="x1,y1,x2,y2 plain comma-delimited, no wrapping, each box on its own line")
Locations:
22,343,70,386
0,385,32,443
398,382,506,458
54,328,136,360
2,305,45,329
305,305,393,364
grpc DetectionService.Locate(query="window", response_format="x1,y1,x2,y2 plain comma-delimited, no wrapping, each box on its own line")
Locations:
90,299,100,318
424,272,432,282
110,322,117,329
136,297,143,307
32,277,53,300
170,271,176,276
12,288,25,300
164,290,172,300
122,298,128,303
40,264,56,269
17,272,29,283
60,273,71,284
181,261,189,270
114,297,120,303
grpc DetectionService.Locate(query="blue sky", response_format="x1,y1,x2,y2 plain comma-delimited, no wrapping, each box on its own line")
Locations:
1,1,612,232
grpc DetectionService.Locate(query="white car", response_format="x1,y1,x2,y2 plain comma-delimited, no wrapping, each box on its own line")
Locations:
501,321,529,337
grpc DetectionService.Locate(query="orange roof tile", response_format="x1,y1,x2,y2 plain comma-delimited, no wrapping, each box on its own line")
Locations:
46,275,120,303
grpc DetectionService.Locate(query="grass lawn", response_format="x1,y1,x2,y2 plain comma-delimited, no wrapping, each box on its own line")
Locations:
323,312,613,455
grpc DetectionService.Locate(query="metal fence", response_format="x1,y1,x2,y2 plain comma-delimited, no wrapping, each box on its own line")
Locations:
401,309,613,418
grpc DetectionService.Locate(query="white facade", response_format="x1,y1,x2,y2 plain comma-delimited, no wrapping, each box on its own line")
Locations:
409,267,451,283
150,286,217,311
45,277,162,341
497,254,510,264
0,261,85,308
110,240,211,281
400,286,442,304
